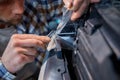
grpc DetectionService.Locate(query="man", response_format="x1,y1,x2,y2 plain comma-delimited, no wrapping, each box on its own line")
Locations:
0,0,100,79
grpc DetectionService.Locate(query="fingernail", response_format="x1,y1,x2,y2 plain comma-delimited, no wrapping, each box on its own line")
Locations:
64,2,71,8
65,3,76,11
68,6,75,10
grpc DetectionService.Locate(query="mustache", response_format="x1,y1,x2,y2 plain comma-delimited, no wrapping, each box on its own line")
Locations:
0,15,23,25
0,19,21,26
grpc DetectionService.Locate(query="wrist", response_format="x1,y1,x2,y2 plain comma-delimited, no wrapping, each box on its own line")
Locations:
1,57,16,73
0,60,16,79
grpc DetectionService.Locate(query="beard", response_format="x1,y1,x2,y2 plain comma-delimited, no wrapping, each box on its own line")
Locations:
7,18,22,25
0,18,22,26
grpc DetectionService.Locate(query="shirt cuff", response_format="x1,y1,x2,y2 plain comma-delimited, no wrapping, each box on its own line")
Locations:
0,61,16,80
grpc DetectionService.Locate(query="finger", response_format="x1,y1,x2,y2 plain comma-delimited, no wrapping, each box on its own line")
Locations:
11,34,50,43
16,54,35,65
24,55,35,63
73,0,84,11
15,47,38,56
71,1,89,21
13,39,45,48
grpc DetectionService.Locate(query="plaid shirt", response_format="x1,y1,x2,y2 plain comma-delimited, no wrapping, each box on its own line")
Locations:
0,62,16,80
0,0,64,79
17,0,63,35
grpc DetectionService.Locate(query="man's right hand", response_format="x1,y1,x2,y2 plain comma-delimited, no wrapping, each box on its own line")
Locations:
1,34,50,73
63,0,100,21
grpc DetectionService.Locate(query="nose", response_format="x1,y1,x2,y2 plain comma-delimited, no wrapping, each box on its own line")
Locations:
12,1,24,16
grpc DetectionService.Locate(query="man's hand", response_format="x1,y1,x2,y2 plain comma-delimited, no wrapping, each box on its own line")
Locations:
1,34,50,73
63,0,100,21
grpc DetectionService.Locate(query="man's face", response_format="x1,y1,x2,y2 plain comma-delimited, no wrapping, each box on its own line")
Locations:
0,0,24,25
